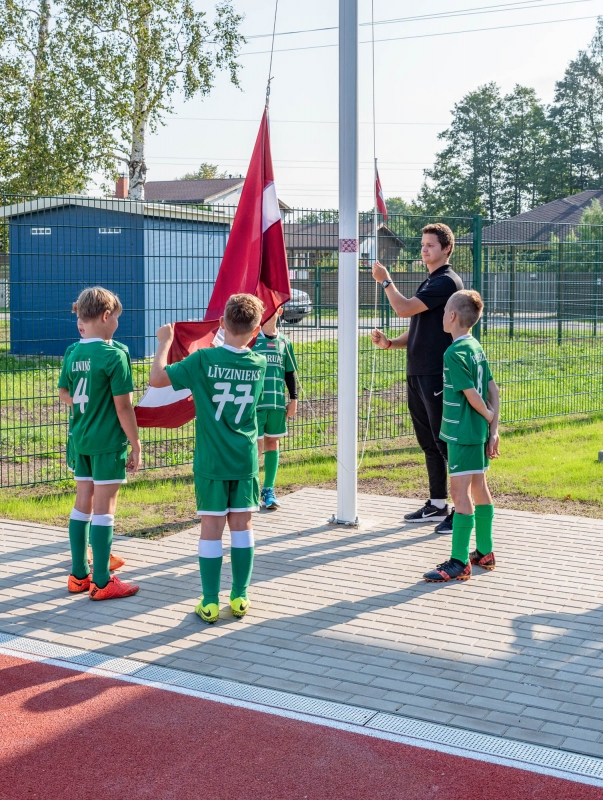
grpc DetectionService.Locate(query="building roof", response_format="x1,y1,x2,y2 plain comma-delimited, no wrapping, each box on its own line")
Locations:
0,195,233,225
466,190,603,245
144,178,245,204
284,221,404,250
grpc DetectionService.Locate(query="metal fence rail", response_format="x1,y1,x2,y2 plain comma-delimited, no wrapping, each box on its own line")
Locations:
1,197,602,487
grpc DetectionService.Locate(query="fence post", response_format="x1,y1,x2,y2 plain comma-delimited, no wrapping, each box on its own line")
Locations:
509,246,516,339
483,246,489,335
557,241,563,346
472,214,482,341
315,266,322,329
594,244,599,337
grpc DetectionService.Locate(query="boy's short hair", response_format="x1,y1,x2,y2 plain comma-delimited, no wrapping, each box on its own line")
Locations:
72,287,122,320
224,293,264,335
422,223,455,255
448,289,484,329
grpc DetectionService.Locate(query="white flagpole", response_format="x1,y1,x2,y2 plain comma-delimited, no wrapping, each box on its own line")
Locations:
335,0,359,525
374,159,379,269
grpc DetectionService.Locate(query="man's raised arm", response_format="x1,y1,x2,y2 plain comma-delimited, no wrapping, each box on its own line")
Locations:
372,261,428,319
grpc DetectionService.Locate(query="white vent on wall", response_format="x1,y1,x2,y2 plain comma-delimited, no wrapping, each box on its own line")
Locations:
31,228,51,235
99,228,121,234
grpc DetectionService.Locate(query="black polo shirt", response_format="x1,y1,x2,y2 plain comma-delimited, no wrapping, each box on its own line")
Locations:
406,264,464,377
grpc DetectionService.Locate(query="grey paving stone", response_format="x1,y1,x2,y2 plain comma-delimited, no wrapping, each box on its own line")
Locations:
3,488,603,759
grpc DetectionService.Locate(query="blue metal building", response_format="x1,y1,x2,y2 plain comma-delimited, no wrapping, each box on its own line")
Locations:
3,196,231,358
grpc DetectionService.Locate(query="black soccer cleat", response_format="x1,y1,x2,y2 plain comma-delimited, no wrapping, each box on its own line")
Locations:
423,558,471,582
404,501,449,524
470,550,496,570
434,508,455,534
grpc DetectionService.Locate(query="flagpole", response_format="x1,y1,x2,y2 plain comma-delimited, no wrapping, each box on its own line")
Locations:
334,0,359,526
374,158,379,272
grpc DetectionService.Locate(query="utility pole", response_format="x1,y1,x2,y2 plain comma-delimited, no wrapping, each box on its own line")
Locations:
334,0,359,525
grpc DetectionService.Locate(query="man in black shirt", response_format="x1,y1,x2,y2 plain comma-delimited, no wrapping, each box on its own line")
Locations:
371,223,463,532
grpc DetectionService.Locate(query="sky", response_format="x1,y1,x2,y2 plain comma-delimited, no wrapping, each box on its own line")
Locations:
139,0,601,211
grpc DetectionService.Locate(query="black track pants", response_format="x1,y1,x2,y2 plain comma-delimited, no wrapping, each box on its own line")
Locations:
406,374,448,500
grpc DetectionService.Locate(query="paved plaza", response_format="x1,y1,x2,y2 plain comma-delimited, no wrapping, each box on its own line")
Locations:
1,488,603,758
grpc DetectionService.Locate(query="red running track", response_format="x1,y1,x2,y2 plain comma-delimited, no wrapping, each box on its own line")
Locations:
1,654,601,800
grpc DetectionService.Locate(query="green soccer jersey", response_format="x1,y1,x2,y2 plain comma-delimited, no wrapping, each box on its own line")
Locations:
439,334,493,446
60,338,134,455
166,344,267,480
252,331,298,411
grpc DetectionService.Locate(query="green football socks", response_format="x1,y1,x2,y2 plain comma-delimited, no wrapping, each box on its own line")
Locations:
450,512,475,566
263,449,279,490
90,514,114,589
475,504,495,555
230,530,255,601
198,539,223,606
69,509,92,580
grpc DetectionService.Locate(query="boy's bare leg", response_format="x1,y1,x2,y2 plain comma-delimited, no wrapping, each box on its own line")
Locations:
470,473,492,506
449,474,473,515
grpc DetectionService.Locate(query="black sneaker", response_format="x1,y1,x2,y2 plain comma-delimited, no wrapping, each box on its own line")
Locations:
423,558,471,582
404,501,449,524
434,508,455,534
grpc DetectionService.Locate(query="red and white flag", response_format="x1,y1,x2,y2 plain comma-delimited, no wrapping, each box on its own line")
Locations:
376,170,388,221
135,109,291,428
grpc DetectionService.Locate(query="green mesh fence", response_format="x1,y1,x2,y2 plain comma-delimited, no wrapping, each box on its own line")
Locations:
1,196,601,487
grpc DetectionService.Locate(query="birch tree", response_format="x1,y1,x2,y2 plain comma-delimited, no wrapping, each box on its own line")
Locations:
70,0,244,199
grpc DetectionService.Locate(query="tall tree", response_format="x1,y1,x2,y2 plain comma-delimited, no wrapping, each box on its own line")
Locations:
68,0,244,199
418,83,503,219
500,86,547,217
0,0,117,195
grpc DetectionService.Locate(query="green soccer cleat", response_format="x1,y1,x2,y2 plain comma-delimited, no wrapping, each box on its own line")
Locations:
195,598,219,623
230,597,250,618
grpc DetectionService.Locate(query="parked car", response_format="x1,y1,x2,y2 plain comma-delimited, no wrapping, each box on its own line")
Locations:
282,288,312,324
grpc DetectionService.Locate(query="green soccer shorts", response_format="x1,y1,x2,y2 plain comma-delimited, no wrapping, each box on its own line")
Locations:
66,431,75,472
447,442,490,477
257,408,287,439
74,448,128,485
195,476,260,516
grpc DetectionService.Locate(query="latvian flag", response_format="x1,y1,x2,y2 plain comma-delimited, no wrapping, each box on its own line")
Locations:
376,169,388,221
135,109,291,428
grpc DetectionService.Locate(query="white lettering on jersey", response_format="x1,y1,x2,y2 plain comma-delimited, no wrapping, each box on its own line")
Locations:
73,377,89,413
233,384,254,423
211,382,256,423
207,366,261,381
212,382,235,421
471,352,487,364
71,360,91,372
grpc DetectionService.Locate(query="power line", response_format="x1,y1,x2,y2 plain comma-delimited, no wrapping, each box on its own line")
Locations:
240,14,600,56
244,0,589,38
163,117,446,126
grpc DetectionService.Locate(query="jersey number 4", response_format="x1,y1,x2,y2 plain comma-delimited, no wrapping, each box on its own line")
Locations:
73,377,90,413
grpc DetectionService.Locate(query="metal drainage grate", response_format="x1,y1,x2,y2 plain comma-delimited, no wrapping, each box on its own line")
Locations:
135,665,375,725
4,635,85,661
69,652,148,674
368,713,603,780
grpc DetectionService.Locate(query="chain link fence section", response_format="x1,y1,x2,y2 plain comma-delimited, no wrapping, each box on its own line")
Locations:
1,197,601,487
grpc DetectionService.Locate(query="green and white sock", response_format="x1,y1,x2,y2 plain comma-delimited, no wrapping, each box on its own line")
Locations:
475,504,494,555
198,539,223,606
450,512,475,566
263,450,279,490
69,508,92,580
90,514,114,589
230,530,254,601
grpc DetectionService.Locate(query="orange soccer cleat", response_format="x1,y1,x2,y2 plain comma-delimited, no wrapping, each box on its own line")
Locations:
68,574,92,593
88,547,126,572
89,575,139,601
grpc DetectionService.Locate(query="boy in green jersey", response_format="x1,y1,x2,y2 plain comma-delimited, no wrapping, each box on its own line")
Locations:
150,294,267,623
424,290,501,583
58,287,141,600
252,306,298,510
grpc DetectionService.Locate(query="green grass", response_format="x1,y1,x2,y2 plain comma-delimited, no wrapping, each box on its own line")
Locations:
1,325,602,487
1,414,602,534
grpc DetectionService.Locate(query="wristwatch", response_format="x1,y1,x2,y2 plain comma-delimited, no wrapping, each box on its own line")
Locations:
382,278,392,289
